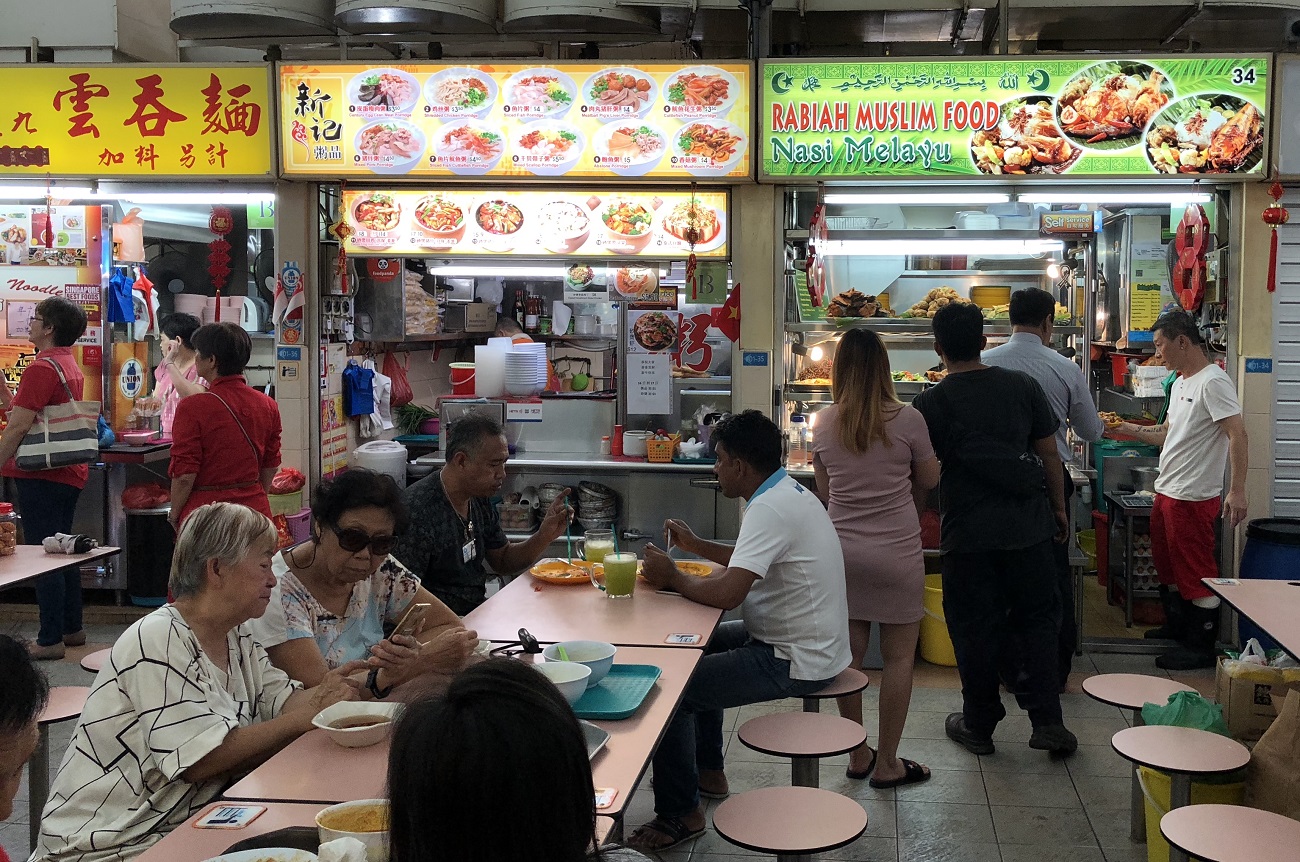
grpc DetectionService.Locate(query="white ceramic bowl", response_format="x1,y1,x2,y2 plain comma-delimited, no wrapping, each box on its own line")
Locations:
543,641,617,689
316,799,389,862
533,661,592,705
205,851,316,862
311,701,401,748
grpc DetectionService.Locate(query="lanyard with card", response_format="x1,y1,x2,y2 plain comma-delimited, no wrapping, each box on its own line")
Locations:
461,515,476,564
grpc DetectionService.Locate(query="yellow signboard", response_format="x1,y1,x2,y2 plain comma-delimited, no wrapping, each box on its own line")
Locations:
341,188,729,259
0,65,273,177
281,63,751,181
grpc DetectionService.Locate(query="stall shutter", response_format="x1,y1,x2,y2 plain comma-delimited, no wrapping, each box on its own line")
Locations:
1273,187,1300,516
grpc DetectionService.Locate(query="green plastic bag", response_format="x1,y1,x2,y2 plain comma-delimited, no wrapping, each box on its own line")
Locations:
1140,690,1231,737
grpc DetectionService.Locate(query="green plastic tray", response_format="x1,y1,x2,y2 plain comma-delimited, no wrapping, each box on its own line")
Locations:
572,664,662,720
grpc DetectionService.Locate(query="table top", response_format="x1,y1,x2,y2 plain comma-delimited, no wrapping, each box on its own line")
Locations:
1110,725,1250,776
464,570,724,648
1204,577,1300,660
713,787,868,855
136,803,616,862
1161,803,1300,862
1082,673,1195,711
224,646,702,820
99,442,172,464
0,545,121,591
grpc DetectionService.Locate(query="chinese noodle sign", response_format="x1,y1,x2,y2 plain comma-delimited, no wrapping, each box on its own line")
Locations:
279,62,750,180
760,56,1269,179
0,66,273,176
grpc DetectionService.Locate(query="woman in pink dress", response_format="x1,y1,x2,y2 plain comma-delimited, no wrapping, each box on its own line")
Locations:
154,313,205,439
812,328,939,788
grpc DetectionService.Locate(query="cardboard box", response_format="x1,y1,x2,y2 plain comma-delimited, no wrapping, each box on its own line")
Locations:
464,302,497,333
1215,657,1300,741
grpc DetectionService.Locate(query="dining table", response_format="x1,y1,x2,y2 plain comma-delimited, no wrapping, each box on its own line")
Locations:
0,544,121,591
1203,577,1300,660
135,801,615,861
223,646,704,823
464,564,725,648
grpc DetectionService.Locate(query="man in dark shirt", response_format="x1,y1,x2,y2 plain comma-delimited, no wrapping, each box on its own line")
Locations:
912,303,1077,757
392,414,572,615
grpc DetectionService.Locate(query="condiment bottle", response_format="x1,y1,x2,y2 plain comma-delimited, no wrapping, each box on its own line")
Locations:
0,503,19,556
788,414,808,467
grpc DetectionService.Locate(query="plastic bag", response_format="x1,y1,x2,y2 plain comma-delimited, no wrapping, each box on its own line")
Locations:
271,514,294,550
121,483,170,510
97,415,115,448
1140,689,1231,737
383,351,413,409
270,468,306,494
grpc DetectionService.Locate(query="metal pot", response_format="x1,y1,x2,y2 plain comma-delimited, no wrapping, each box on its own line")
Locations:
1130,466,1160,494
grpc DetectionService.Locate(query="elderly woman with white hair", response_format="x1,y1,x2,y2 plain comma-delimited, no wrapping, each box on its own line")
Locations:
29,503,367,862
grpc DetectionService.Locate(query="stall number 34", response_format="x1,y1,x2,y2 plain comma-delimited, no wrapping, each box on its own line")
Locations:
1230,67,1258,85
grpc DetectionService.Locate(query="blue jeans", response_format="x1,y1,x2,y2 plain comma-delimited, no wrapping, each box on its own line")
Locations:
15,479,83,646
651,621,837,818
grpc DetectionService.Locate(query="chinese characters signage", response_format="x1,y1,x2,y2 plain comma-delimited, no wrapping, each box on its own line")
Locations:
280,63,751,180
341,188,729,259
0,66,272,176
760,56,1269,180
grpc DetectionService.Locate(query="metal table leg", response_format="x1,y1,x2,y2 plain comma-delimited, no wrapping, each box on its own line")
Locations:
28,724,49,847
1075,564,1085,657
1129,708,1146,843
792,756,818,788
1124,511,1135,629
1167,773,1193,862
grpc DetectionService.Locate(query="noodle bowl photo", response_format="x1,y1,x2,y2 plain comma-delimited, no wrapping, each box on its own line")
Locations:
353,120,426,175
347,68,420,117
423,67,498,120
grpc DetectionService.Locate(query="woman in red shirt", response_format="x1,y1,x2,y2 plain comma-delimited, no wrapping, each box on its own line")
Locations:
168,322,282,528
0,298,90,660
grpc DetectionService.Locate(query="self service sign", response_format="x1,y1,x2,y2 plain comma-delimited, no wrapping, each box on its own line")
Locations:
759,56,1269,180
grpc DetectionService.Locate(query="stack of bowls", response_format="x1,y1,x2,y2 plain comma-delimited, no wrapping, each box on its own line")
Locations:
538,483,568,509
505,350,536,396
577,480,617,530
514,342,549,392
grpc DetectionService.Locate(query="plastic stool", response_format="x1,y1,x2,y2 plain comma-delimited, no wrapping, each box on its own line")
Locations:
800,668,869,713
1111,726,1250,862
79,648,111,674
1083,673,1196,843
713,786,867,862
30,687,90,846
1161,803,1300,862
738,711,866,788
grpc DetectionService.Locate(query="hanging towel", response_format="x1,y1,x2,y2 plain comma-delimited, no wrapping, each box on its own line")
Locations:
359,359,394,439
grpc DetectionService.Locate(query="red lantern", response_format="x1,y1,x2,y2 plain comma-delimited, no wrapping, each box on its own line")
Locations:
1264,182,1290,293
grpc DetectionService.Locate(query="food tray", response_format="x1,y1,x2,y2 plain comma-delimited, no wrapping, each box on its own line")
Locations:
572,664,662,720
581,720,610,760
671,455,716,465
394,434,439,445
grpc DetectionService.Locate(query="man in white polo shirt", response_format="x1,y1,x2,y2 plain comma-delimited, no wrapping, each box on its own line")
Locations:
629,410,851,853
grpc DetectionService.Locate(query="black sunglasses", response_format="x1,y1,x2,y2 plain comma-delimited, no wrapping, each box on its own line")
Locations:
332,525,396,557
489,628,542,657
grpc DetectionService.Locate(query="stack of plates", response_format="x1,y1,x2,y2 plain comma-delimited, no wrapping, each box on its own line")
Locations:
505,351,537,396
576,481,617,529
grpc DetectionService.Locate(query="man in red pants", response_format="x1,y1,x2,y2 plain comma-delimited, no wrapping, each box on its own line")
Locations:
1117,311,1249,669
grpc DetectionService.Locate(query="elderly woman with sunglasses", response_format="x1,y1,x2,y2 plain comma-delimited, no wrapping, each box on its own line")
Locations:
250,469,478,700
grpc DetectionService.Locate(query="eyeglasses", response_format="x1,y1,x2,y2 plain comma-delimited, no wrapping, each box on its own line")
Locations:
28,317,43,327
489,628,542,657
332,525,396,557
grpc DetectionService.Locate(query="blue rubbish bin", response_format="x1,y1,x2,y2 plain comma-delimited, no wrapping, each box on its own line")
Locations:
1237,518,1300,650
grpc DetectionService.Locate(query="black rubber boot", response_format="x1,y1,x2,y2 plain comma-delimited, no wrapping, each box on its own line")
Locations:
1144,586,1187,640
1155,603,1219,671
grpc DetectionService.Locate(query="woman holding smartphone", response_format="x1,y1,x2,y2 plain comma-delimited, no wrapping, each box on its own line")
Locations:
250,469,478,700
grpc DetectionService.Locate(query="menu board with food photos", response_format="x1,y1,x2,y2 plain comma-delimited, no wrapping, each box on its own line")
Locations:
341,188,729,259
281,63,750,180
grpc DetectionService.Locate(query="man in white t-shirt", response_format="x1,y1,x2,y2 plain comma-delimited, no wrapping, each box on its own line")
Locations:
629,411,851,853
1117,311,1248,670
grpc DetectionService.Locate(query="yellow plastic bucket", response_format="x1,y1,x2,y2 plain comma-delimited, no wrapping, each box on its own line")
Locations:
1139,766,1244,862
1077,529,1097,572
920,573,957,666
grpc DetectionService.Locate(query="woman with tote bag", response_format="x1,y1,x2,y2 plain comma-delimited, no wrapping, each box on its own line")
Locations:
0,297,94,660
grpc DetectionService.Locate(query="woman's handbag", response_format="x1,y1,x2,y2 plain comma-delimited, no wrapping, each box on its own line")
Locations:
15,359,101,470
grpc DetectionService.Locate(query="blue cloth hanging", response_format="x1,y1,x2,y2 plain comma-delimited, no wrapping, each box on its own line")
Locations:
107,267,135,324
342,360,375,418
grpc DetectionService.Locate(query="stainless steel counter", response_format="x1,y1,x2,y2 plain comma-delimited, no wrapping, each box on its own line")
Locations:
415,453,718,473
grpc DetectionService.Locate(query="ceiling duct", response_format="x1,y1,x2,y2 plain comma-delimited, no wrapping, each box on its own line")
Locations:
502,0,658,34
170,0,335,37
336,0,497,34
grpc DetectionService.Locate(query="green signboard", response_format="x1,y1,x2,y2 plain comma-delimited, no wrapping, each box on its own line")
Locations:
760,56,1269,180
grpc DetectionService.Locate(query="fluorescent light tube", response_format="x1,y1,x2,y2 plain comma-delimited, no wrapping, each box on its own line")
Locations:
0,185,94,198
109,192,274,204
823,192,1011,205
821,239,1063,256
432,264,571,278
1016,191,1212,205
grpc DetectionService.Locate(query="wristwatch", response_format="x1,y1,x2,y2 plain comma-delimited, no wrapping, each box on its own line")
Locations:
366,667,392,700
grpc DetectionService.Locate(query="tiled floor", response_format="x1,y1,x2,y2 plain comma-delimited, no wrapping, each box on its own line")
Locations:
0,616,1214,862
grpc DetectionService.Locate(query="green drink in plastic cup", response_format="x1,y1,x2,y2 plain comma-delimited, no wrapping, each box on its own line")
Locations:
602,553,638,598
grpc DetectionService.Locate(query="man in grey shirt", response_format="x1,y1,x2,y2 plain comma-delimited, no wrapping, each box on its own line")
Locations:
984,288,1103,689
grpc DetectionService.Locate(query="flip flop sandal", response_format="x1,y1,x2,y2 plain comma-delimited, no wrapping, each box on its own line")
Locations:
628,816,707,852
868,758,931,790
845,746,877,780
697,785,730,800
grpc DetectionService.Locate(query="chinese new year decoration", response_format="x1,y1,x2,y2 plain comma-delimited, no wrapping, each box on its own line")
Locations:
208,205,234,320
327,218,354,295
1263,181,1290,294
1172,203,1209,312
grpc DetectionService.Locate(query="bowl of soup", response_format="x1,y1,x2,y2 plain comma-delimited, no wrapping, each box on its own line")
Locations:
312,701,401,748
316,799,390,862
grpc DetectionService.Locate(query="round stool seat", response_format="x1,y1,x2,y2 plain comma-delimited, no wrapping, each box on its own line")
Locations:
1083,674,1195,710
1161,804,1300,862
713,787,867,856
1111,726,1249,776
805,668,870,700
80,648,111,674
738,712,866,759
39,686,89,726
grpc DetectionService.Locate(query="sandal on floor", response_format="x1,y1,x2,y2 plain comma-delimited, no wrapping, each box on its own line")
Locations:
698,785,729,800
628,817,706,852
869,758,931,789
845,746,877,780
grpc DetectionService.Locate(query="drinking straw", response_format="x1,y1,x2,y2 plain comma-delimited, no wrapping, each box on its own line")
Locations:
565,517,573,563
612,529,620,556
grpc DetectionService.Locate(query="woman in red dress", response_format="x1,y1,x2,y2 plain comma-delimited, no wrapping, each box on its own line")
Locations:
168,322,281,528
